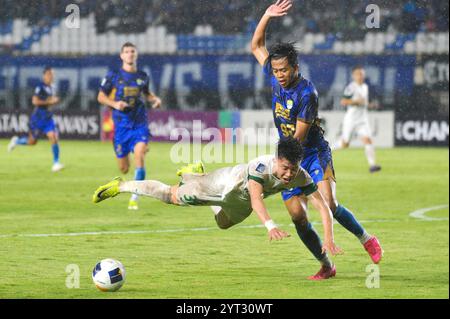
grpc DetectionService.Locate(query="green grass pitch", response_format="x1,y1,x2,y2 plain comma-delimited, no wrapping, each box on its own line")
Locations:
0,140,448,298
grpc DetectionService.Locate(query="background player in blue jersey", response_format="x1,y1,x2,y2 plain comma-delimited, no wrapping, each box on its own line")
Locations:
97,42,162,210
8,66,64,172
251,0,383,280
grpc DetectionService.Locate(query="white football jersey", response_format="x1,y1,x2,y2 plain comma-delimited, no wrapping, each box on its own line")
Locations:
341,81,372,141
343,81,369,113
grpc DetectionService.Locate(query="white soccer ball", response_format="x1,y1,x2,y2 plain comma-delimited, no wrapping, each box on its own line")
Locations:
92,258,126,292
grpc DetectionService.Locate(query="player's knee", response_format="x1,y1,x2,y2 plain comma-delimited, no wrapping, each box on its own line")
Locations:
291,215,309,228
342,142,350,148
329,201,338,214
29,139,37,145
119,166,129,174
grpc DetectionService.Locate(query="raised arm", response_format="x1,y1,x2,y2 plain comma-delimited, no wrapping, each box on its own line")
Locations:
248,179,290,241
251,0,293,66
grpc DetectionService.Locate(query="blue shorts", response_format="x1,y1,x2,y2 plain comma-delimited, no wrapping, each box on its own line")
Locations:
281,150,335,201
113,125,150,158
29,114,56,139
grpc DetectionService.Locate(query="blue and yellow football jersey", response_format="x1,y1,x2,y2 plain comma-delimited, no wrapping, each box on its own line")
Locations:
29,82,57,137
264,64,327,157
100,68,151,129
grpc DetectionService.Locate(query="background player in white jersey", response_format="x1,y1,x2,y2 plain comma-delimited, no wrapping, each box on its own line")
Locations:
93,138,342,255
333,66,382,173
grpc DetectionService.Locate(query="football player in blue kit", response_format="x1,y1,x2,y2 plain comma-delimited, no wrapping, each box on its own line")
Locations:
97,42,162,210
8,66,64,172
251,0,383,280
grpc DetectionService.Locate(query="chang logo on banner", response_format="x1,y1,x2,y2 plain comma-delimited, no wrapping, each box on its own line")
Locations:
396,118,449,146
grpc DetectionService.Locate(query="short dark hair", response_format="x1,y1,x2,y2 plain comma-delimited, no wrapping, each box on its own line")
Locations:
43,66,52,74
266,42,299,70
121,42,136,52
352,65,364,72
277,137,304,164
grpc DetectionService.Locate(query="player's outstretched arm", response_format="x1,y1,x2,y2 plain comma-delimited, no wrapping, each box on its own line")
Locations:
248,180,290,241
251,0,293,66
307,189,343,256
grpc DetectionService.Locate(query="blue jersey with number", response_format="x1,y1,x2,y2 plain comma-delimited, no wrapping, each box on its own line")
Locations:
99,68,150,129
264,64,328,157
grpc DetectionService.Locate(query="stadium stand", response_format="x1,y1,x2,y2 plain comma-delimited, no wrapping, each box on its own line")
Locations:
0,0,448,55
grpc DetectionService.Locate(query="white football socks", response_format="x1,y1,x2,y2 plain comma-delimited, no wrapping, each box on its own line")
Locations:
358,231,372,245
365,144,377,167
120,180,172,204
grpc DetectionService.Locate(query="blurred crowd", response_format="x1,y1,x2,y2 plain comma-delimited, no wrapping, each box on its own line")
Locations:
1,0,448,36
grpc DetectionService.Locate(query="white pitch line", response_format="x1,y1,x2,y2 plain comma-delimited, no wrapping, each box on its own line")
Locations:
0,218,400,239
409,204,449,221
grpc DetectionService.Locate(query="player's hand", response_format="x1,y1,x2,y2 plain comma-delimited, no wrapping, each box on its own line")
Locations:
264,0,293,18
48,96,60,105
352,98,366,106
114,101,129,111
322,240,343,256
150,96,162,109
268,227,290,241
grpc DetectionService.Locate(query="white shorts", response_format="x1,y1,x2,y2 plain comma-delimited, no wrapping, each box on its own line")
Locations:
341,109,372,143
176,169,253,224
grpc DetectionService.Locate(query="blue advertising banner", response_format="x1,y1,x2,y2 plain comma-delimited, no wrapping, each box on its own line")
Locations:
0,54,416,111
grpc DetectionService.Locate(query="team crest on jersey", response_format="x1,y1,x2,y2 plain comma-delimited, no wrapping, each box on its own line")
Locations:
136,79,144,86
287,100,294,109
256,163,266,173
275,103,290,119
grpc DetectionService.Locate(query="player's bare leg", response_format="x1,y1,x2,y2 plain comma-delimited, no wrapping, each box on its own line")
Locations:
130,142,148,209
28,132,38,145
285,195,336,280
7,132,37,152
47,131,64,172
117,156,130,174
362,136,381,173
318,176,383,263
127,142,148,210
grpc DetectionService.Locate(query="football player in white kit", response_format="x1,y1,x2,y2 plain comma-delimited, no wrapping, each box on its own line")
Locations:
333,66,381,173
93,138,342,255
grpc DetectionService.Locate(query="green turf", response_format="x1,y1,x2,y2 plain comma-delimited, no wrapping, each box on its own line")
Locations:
0,140,448,298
